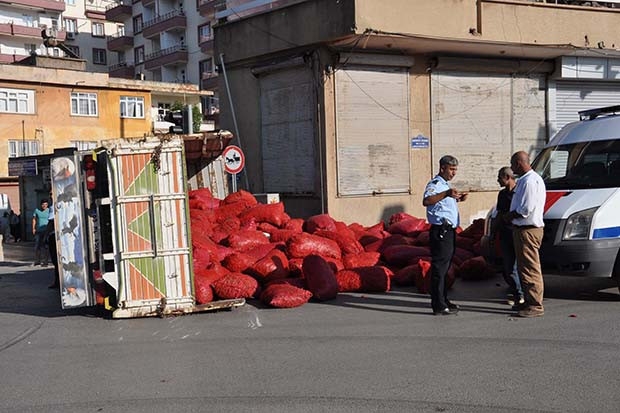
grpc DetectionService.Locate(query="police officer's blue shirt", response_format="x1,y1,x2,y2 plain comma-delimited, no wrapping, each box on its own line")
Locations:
424,174,459,228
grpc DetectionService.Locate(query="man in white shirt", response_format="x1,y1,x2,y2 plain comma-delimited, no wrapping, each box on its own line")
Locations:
507,151,546,318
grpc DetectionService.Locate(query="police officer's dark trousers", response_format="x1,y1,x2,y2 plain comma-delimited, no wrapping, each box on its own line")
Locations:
429,224,456,312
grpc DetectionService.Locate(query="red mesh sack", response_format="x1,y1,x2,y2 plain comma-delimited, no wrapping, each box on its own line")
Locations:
286,233,342,259
414,231,430,246
302,255,339,301
359,233,385,248
454,247,476,264
222,252,257,273
269,229,299,243
238,202,290,227
335,266,392,293
214,202,249,223
456,235,477,252
222,190,258,207
192,246,213,270
283,218,304,232
459,219,485,240
412,259,432,294
288,258,303,276
334,221,357,239
260,284,312,308
244,243,278,262
248,249,289,282
314,230,364,255
365,222,386,233
194,274,214,304
266,277,307,290
323,256,344,273
257,222,278,234
457,256,496,281
382,245,431,267
304,214,337,234
225,230,270,252
392,264,417,286
189,197,221,211
188,187,213,200
212,272,260,299
387,217,429,236
388,212,417,226
342,251,381,269
239,217,258,231
215,245,234,262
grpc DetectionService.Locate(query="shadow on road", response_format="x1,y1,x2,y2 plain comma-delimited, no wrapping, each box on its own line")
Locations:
543,274,620,302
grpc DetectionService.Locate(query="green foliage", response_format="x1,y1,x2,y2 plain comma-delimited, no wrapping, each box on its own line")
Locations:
170,101,202,133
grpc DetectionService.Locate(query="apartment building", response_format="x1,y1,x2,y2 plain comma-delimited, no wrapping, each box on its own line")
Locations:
0,55,211,214
214,0,620,224
0,0,121,71
104,0,298,127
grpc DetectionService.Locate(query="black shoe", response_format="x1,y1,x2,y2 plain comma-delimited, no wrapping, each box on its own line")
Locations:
446,301,460,311
512,301,527,311
433,307,458,316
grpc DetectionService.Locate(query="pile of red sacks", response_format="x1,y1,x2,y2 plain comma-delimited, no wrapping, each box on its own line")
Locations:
190,189,493,308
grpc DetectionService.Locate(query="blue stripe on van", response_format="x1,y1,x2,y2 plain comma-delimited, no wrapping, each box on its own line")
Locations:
592,227,620,239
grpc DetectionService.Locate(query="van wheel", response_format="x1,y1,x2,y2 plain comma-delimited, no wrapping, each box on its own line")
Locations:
613,253,620,294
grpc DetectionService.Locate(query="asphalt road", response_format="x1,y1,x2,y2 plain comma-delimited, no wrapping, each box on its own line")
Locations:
0,244,619,413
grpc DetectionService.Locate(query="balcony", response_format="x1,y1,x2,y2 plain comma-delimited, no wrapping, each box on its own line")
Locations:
105,0,132,22
142,10,186,39
142,0,155,7
144,44,187,70
2,0,65,12
198,0,226,17
0,23,66,41
198,33,214,53
109,61,135,79
85,3,106,19
0,53,29,64
200,71,218,91
107,32,133,51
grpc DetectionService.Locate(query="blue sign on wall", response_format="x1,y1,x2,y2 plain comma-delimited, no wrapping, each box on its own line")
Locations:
411,135,430,149
8,159,38,176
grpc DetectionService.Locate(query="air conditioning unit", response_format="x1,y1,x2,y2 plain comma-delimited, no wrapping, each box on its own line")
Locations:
66,32,76,40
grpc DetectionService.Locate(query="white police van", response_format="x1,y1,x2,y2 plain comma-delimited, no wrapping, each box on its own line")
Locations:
529,105,620,291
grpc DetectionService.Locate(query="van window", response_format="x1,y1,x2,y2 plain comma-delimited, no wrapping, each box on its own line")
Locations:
532,139,620,189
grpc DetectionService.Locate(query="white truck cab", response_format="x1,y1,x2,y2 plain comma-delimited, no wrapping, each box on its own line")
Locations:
530,105,620,287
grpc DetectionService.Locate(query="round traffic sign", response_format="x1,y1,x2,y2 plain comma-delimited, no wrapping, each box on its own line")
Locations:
222,145,245,174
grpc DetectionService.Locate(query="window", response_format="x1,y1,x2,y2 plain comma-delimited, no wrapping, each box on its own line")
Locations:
66,0,75,5
157,103,171,121
22,15,36,28
71,92,98,116
198,23,211,43
0,88,35,114
9,140,39,158
93,48,106,65
70,141,98,150
92,22,104,37
134,46,144,64
65,45,80,58
117,25,125,36
120,96,145,118
133,15,143,34
52,48,60,57
199,58,214,77
64,18,77,34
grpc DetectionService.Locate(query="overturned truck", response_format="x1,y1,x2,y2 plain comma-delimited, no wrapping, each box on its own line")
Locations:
50,132,244,318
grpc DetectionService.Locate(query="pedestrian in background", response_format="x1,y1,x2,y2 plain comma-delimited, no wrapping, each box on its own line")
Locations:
31,199,49,266
423,155,469,316
9,210,20,242
506,151,546,318
491,166,524,307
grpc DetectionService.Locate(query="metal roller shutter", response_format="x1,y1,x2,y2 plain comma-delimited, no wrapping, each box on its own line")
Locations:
259,67,316,194
554,81,620,131
335,66,410,196
431,72,547,191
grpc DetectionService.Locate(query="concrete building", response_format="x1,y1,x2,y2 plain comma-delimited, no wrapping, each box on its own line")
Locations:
104,0,298,128
214,0,620,225
0,55,211,219
0,0,120,71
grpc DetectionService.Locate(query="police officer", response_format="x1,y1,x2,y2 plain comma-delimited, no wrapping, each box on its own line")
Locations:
423,155,468,315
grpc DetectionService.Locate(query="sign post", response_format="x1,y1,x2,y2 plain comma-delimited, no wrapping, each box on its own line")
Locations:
222,145,245,193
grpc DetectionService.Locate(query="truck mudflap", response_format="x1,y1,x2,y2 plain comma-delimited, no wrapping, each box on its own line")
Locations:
109,297,246,319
